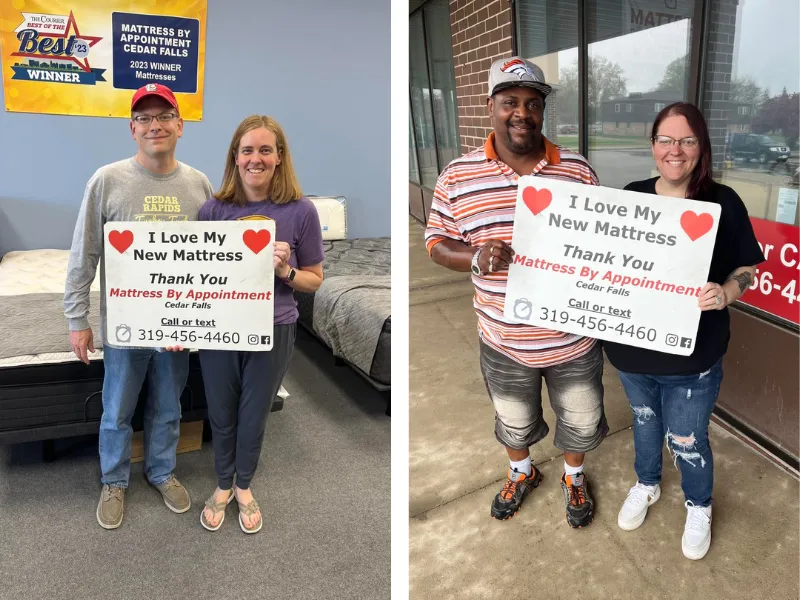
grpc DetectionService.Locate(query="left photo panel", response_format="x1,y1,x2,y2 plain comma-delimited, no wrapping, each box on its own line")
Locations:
0,0,391,597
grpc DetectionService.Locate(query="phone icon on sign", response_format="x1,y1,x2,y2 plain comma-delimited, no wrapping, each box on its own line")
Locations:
665,333,678,346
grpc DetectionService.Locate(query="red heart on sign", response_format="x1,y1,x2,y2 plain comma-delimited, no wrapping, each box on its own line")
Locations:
243,229,271,254
522,186,552,216
680,211,714,241
108,230,134,254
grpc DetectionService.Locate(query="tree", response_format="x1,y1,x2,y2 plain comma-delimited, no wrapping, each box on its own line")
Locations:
589,56,628,113
558,63,579,124
656,56,686,94
752,88,800,150
729,76,762,104
558,56,627,123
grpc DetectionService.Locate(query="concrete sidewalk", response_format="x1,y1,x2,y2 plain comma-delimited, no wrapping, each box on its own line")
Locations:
409,219,799,600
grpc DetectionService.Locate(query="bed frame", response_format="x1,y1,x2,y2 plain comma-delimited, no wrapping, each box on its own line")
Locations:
0,353,284,452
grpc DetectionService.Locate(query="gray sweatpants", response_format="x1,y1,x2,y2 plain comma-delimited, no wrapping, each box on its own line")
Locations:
198,323,296,490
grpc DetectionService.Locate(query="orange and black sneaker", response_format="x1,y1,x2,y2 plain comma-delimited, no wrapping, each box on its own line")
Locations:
560,472,594,528
490,467,542,520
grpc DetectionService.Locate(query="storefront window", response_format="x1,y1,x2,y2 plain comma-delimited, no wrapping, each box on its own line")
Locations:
409,0,460,191
410,112,420,184
587,0,696,189
516,0,580,151
704,0,799,226
424,0,460,170
703,0,800,326
410,11,438,189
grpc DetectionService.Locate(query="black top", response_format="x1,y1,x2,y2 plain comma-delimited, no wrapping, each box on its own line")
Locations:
603,177,765,375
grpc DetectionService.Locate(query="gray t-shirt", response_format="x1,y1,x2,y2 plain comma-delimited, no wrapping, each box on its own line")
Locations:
64,157,214,345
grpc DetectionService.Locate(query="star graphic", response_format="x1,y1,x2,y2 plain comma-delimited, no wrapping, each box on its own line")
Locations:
11,11,103,73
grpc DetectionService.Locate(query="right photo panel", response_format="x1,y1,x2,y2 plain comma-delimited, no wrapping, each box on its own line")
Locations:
409,0,799,598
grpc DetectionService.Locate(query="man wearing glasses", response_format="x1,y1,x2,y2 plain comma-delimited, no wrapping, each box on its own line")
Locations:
425,58,607,529
64,83,214,529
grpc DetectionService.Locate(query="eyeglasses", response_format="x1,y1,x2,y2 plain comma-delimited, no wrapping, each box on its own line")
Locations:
132,113,178,126
653,135,698,149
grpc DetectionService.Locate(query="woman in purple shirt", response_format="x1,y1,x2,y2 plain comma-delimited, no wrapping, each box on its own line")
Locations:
197,115,324,533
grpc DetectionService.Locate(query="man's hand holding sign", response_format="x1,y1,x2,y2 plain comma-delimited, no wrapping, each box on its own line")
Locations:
104,221,276,351
503,177,721,355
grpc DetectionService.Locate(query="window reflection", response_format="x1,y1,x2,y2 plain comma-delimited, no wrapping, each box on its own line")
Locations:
516,0,580,151
409,0,460,190
710,0,799,226
587,1,695,189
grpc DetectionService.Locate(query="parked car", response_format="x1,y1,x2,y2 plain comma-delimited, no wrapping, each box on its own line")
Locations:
728,133,791,165
559,124,578,134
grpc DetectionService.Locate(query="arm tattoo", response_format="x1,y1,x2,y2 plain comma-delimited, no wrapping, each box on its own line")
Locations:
727,271,753,294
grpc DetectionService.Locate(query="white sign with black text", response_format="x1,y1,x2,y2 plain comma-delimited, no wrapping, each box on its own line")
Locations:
104,221,275,351
504,177,721,355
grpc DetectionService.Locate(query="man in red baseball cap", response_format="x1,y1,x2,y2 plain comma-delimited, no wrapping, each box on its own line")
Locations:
130,82,179,112
65,81,214,530
129,83,183,163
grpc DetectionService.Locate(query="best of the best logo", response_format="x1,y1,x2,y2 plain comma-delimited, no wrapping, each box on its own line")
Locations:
9,10,105,85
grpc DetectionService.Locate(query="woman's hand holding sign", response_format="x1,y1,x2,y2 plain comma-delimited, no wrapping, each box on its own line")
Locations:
274,241,291,277
697,268,755,312
697,282,728,311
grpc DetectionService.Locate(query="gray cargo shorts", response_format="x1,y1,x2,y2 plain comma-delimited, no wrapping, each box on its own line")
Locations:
479,341,608,453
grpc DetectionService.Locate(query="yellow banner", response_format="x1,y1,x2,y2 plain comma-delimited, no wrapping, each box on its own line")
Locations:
0,0,207,120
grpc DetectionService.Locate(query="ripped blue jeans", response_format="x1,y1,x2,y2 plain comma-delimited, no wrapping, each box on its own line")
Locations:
617,358,723,507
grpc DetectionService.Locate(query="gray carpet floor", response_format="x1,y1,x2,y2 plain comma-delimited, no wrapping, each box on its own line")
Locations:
0,330,390,600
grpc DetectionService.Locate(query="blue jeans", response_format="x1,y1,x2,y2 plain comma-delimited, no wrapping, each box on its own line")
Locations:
99,346,189,488
617,359,723,507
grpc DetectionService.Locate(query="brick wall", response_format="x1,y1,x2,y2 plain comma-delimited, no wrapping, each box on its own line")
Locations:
702,0,737,174
449,0,513,152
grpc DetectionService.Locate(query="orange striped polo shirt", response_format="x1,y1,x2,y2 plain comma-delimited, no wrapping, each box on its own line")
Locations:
425,133,600,368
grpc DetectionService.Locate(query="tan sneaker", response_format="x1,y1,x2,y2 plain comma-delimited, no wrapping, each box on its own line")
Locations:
97,485,125,529
152,475,191,513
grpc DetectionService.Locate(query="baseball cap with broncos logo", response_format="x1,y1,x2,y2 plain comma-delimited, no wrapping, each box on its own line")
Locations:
488,57,552,98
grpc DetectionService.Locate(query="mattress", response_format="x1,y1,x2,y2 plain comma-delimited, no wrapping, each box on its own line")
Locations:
0,248,100,295
295,238,391,386
0,249,103,359
0,351,105,368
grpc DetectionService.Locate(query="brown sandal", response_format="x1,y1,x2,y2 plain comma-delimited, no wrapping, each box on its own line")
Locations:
200,489,234,532
236,493,262,534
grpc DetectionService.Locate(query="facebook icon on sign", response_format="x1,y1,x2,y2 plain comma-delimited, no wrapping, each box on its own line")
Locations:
680,337,693,349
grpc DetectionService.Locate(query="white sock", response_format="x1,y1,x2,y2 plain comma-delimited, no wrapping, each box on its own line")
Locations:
510,456,532,478
564,461,583,477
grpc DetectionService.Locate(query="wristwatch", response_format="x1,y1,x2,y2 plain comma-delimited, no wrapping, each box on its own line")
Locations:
281,268,296,282
471,250,483,276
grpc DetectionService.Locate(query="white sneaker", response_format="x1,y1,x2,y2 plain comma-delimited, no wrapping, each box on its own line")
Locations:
617,482,660,531
682,501,712,560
